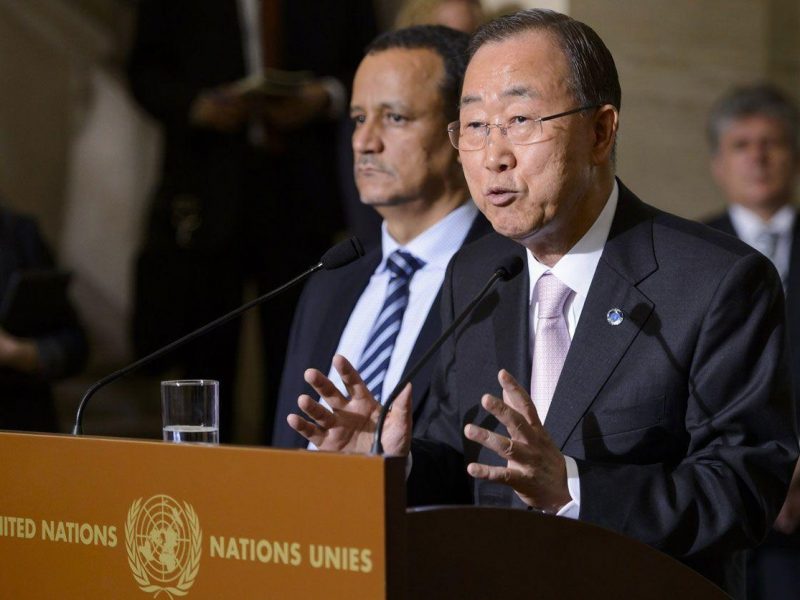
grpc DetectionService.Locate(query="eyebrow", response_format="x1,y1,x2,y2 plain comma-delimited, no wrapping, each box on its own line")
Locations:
350,101,411,114
459,86,541,108
502,85,540,100
459,94,482,108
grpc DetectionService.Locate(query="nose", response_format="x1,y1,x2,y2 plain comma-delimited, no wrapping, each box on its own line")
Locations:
754,140,772,164
352,118,383,155
483,126,516,172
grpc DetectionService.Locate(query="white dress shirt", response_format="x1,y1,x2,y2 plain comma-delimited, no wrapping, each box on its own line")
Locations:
526,181,619,518
728,203,795,285
325,201,479,400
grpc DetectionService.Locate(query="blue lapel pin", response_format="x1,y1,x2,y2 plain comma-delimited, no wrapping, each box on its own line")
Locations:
606,308,624,326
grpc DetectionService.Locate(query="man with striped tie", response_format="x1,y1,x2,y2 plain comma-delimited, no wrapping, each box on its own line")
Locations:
272,25,490,447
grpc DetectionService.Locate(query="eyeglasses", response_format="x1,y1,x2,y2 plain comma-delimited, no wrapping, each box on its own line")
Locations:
447,104,601,151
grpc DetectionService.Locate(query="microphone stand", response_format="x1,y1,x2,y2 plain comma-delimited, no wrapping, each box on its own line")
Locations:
371,258,523,454
72,236,365,435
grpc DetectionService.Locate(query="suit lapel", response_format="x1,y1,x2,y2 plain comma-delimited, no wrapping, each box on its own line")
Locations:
404,213,494,416
785,212,800,306
492,244,531,387
544,183,657,449
712,212,737,237
405,297,441,416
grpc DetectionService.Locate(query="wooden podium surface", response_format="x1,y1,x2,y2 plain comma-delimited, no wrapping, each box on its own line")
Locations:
0,432,405,599
0,431,727,599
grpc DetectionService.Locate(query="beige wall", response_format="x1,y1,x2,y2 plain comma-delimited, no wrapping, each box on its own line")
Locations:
0,0,149,369
572,0,799,219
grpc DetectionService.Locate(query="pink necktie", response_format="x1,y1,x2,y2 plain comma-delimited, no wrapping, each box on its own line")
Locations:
531,273,573,423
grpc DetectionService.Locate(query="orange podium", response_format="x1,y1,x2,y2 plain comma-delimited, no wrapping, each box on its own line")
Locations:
0,431,725,599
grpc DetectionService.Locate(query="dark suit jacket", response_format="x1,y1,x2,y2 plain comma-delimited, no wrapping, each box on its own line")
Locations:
0,207,88,432
272,212,492,448
410,183,798,596
706,210,800,428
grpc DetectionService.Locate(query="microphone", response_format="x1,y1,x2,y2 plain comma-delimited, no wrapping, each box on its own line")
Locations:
72,237,365,435
371,254,524,454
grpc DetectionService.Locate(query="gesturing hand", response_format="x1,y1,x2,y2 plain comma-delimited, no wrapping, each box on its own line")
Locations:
287,354,412,456
464,369,571,513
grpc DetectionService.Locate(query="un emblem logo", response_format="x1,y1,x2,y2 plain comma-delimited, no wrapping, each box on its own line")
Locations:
125,494,202,598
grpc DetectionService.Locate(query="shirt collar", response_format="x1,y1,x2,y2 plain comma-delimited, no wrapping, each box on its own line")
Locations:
379,200,478,271
526,180,619,299
728,203,796,241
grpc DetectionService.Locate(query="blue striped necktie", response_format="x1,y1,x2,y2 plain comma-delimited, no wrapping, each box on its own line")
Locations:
358,250,425,403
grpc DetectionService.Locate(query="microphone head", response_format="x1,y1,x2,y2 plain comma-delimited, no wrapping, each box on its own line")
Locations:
495,255,524,280
320,237,365,270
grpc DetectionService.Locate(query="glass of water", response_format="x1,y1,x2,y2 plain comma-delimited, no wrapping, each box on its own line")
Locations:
161,379,219,444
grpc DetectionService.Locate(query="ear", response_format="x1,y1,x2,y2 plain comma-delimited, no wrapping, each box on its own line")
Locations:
590,105,619,165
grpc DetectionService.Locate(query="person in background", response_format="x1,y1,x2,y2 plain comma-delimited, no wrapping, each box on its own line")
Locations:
704,82,800,600
395,0,485,33
273,25,490,448
126,0,376,443
0,201,88,432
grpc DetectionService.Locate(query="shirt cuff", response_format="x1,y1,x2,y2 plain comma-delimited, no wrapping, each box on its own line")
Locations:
555,455,581,519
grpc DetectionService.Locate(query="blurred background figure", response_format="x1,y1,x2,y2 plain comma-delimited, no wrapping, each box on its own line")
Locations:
126,0,377,444
0,200,88,432
394,0,485,32
703,82,800,600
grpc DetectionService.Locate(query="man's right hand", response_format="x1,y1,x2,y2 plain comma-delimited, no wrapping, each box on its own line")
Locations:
287,354,412,456
189,87,248,133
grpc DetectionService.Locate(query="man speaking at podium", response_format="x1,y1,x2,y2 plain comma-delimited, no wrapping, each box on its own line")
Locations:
287,9,798,595
272,26,489,448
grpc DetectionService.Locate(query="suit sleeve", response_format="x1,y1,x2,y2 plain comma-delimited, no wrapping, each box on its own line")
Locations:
577,252,798,563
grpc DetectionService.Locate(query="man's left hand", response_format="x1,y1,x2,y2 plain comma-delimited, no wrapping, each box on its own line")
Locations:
464,369,571,513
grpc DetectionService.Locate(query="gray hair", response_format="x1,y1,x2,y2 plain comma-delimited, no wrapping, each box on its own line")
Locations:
707,84,800,154
467,9,621,112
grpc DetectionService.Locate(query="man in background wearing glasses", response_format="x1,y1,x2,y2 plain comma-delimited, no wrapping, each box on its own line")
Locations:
288,10,797,595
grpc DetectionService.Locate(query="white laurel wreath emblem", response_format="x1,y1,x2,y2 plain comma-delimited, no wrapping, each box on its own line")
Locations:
126,496,203,599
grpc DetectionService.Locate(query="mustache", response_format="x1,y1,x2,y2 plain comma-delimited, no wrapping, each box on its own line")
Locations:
355,157,393,173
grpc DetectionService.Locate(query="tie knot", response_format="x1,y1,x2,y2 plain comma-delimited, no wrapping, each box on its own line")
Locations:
386,250,425,281
536,273,572,319
755,230,780,259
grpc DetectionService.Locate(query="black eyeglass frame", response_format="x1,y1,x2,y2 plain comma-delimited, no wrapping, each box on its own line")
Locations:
447,104,602,150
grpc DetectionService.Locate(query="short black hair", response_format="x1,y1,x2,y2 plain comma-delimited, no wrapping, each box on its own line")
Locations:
467,9,621,112
707,83,800,154
365,25,470,122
